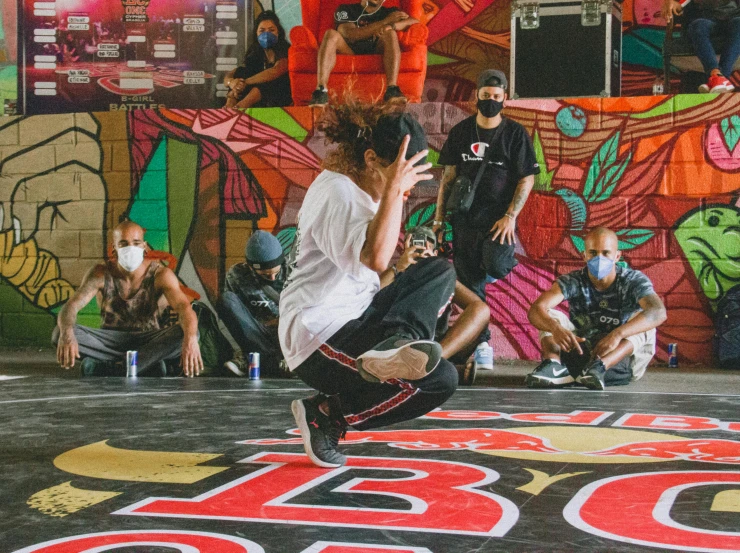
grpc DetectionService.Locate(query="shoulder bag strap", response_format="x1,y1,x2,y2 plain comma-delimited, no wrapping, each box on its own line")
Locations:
471,118,507,190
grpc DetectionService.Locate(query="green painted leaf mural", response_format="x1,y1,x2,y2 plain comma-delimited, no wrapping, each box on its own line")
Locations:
277,227,297,256
406,203,436,230
720,115,740,153
571,234,585,252
533,130,555,191
583,131,632,203
616,228,655,250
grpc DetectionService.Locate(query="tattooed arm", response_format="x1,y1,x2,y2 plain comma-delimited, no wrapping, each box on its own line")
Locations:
56,264,106,369
489,174,534,245
432,165,457,236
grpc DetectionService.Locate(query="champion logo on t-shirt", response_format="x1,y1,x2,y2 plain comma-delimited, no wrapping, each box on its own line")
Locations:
336,10,349,19
470,142,488,156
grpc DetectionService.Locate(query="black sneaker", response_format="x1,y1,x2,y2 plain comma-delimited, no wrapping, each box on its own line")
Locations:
80,357,121,377
383,85,406,102
357,334,442,383
525,359,574,388
309,87,329,107
224,351,246,377
291,396,347,468
579,359,606,390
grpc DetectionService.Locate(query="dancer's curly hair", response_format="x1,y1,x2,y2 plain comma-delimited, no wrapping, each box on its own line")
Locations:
319,97,400,181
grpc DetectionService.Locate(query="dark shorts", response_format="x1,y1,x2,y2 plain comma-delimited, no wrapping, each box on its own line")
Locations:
348,38,379,55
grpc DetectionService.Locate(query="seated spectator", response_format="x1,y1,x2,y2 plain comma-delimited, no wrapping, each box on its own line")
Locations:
53,220,203,377
223,10,292,108
309,0,419,106
395,226,490,366
217,230,286,377
525,227,666,390
663,0,740,92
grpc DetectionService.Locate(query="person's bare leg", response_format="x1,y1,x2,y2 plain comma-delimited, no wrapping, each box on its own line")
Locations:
317,29,354,89
540,335,563,363
439,301,489,359
235,87,262,109
598,339,634,370
376,29,400,87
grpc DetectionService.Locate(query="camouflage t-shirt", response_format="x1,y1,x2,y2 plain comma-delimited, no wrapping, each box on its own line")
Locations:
556,266,655,342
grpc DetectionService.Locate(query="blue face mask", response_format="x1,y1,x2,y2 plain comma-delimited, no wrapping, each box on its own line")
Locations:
587,255,615,280
257,31,278,49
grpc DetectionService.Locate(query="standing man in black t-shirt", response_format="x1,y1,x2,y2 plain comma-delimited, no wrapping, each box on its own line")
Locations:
433,69,539,371
309,0,419,106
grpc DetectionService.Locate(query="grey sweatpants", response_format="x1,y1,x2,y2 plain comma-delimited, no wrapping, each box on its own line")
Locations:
52,324,184,375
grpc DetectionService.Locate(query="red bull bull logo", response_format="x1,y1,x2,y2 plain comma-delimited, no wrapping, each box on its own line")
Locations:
240,427,740,465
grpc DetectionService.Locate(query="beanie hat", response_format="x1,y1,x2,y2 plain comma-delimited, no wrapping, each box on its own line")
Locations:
246,230,284,270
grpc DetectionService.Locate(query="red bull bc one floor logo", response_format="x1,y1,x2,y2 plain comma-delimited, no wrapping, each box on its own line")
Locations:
10,406,740,553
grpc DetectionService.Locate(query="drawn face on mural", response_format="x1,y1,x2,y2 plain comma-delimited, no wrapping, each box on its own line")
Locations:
674,204,740,303
633,0,666,26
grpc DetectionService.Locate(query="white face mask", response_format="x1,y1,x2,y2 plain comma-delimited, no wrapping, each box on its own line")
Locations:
117,246,145,273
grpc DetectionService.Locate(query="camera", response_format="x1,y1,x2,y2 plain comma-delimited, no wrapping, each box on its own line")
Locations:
410,228,435,250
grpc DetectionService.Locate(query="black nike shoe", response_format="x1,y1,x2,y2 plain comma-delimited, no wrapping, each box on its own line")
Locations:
525,359,575,388
579,358,607,391
291,396,347,468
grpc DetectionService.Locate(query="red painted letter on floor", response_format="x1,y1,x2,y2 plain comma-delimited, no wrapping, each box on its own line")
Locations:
12,530,263,553
118,452,519,536
564,470,740,551
300,542,432,553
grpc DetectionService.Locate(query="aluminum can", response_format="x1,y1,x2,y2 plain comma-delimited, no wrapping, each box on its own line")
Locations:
249,352,261,380
126,350,138,377
668,343,678,368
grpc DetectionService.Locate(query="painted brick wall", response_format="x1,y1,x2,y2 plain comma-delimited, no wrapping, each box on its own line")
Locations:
1,95,738,366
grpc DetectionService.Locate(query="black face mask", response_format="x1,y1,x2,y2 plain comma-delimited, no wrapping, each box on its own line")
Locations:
477,98,504,119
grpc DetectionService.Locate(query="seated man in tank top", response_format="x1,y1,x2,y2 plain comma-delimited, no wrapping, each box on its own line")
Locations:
53,220,204,377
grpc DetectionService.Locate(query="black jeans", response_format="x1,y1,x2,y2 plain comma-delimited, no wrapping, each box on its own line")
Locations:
452,224,517,343
293,257,458,430
217,291,282,374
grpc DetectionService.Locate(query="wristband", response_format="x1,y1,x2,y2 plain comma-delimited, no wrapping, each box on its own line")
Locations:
433,219,444,225
504,213,516,220
391,264,398,277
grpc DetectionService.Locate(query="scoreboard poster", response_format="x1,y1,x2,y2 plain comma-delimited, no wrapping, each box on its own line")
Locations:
19,0,248,114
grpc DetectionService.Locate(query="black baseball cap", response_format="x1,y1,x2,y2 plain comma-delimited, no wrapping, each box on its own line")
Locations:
477,69,508,91
372,112,428,165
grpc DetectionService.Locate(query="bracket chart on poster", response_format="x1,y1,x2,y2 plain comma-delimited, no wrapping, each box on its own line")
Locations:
19,0,247,114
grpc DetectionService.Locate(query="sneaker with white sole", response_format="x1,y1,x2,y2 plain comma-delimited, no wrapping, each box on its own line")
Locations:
578,358,606,390
525,359,574,388
707,74,735,93
357,334,442,383
473,341,494,370
224,351,246,377
309,87,329,107
291,396,347,468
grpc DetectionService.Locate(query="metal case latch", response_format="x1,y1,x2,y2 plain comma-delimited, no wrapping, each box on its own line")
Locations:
513,0,541,29
581,0,602,26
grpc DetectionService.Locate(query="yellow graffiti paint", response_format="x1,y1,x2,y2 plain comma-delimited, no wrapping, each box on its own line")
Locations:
711,490,740,512
0,227,73,308
27,481,121,517
53,440,228,483
517,469,591,496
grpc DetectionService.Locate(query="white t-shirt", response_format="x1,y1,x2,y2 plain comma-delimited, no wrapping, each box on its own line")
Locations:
279,170,380,369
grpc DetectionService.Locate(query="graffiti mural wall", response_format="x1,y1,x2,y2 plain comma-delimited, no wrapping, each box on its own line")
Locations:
0,96,738,364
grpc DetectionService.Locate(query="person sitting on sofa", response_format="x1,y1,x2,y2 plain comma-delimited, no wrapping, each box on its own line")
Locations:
309,0,419,106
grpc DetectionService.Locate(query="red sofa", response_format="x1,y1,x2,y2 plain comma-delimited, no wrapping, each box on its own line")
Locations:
288,0,429,105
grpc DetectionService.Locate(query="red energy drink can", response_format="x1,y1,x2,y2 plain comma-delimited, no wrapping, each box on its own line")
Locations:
668,343,678,368
126,350,138,377
249,352,260,380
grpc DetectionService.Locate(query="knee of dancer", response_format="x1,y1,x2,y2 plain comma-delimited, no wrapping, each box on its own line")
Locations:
429,360,459,401
424,256,457,285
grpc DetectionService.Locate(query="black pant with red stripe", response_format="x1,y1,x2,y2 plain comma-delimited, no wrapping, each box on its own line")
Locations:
293,257,458,430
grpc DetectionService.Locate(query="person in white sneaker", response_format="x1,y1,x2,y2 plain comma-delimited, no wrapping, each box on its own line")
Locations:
526,227,667,390
279,106,458,468
433,69,539,374
395,226,491,370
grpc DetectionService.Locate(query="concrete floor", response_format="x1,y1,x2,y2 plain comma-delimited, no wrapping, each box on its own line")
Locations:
2,347,737,395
